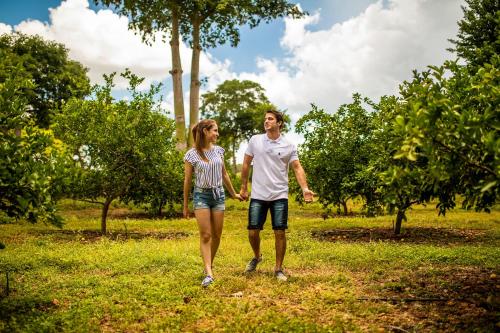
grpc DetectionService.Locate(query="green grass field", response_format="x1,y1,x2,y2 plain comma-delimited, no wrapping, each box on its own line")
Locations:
0,199,499,332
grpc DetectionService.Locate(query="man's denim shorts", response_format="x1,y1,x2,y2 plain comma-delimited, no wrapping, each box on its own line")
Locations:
193,187,225,211
248,198,288,230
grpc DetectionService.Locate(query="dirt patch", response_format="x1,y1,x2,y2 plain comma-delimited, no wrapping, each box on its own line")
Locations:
312,227,494,244
361,267,500,332
33,229,191,242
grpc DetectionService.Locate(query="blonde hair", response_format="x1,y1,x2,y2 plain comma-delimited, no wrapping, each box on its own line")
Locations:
192,119,216,161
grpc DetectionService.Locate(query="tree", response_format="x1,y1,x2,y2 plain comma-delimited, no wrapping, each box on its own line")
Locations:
449,0,500,69
95,0,305,147
372,96,439,235
295,95,381,216
0,33,90,128
95,0,188,149
393,59,499,215
55,70,182,233
0,65,64,226
200,79,272,172
179,1,305,146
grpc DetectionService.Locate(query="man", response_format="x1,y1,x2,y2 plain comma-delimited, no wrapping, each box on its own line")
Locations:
239,109,314,281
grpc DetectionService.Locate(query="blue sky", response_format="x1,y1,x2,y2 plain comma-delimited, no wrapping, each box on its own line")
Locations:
0,0,464,159
0,0,383,73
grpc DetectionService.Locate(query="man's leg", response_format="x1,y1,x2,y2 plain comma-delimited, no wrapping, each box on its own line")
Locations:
274,229,286,272
248,229,261,258
245,199,267,272
270,199,288,277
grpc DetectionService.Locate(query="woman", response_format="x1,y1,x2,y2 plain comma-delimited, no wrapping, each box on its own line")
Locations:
183,119,242,287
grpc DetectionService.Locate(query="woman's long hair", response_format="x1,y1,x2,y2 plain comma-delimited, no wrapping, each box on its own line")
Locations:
192,119,216,162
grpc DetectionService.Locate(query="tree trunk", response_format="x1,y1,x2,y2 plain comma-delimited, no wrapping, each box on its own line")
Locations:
157,200,163,217
170,9,186,150
341,200,348,215
232,141,237,174
394,209,405,235
101,198,113,235
188,15,202,147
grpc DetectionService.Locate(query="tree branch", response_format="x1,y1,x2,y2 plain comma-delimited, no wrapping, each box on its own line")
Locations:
433,138,496,176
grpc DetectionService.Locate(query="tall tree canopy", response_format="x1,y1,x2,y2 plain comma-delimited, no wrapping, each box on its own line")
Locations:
95,0,305,148
0,33,90,128
449,0,500,69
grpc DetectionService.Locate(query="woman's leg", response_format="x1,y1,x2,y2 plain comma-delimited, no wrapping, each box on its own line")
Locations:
210,210,224,266
195,208,213,277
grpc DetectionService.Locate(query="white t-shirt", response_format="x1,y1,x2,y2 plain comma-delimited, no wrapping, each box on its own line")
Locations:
245,133,298,201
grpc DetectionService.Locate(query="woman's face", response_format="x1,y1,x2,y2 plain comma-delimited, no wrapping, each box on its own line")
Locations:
205,124,219,143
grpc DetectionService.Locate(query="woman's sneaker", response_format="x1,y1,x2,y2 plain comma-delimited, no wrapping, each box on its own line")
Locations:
245,255,262,273
201,275,214,287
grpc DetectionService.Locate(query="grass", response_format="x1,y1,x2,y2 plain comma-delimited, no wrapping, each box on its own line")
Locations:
0,199,499,332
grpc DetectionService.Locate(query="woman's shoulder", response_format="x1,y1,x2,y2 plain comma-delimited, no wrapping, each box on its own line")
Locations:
214,145,225,154
184,148,199,161
184,147,196,156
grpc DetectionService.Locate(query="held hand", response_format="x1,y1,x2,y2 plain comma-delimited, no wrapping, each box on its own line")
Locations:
183,206,190,219
239,189,249,201
234,193,244,202
303,188,315,203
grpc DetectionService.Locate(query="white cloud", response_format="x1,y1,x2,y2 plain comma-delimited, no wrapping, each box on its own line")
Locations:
239,0,464,117
0,23,13,34
9,0,228,91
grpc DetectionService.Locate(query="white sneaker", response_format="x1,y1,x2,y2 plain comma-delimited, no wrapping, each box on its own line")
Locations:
275,270,288,282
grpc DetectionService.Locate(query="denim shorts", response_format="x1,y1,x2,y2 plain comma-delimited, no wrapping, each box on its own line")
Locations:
193,187,225,211
248,198,288,230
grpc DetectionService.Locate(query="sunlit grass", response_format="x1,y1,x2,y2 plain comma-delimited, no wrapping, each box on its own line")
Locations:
0,199,498,331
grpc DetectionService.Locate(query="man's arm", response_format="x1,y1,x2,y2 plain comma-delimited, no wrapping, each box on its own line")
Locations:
239,154,253,201
291,160,314,202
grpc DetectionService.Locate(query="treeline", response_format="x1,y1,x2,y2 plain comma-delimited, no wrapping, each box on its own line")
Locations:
292,0,499,233
0,34,183,234
1,0,498,237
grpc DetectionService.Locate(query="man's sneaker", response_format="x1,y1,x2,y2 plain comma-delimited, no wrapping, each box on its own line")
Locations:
245,255,262,273
275,270,288,282
201,275,214,287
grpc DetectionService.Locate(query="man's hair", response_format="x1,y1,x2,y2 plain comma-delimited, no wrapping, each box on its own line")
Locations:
266,109,285,130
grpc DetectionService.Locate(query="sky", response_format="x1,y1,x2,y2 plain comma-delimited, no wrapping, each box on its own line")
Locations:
0,0,465,160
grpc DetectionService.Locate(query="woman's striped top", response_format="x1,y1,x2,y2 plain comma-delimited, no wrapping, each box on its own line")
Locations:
184,146,225,188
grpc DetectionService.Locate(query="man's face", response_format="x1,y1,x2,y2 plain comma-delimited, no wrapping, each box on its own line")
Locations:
264,113,280,132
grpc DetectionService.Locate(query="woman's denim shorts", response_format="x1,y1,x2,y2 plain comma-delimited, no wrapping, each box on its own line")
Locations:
193,187,225,211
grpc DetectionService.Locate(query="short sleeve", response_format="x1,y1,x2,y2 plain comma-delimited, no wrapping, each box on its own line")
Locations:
216,146,225,159
245,136,255,157
183,149,198,166
289,144,299,164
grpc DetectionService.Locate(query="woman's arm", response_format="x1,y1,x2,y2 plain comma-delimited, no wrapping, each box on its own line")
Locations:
222,164,241,200
183,161,193,218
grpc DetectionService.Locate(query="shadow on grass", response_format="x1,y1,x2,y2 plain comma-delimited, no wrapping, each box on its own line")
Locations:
31,230,191,243
364,266,499,332
312,227,495,245
0,296,56,329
